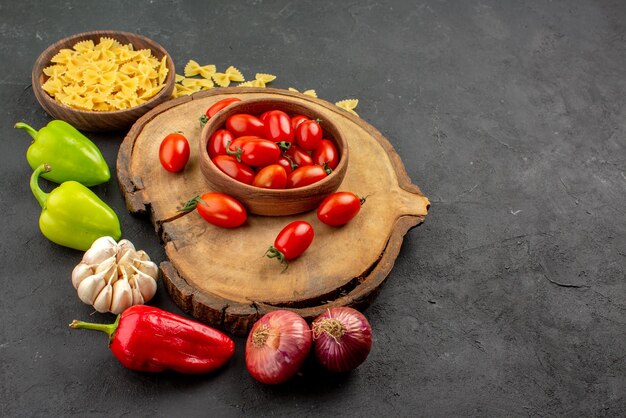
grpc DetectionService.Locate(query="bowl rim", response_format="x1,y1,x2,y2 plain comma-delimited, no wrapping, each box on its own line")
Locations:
32,30,176,116
200,97,349,195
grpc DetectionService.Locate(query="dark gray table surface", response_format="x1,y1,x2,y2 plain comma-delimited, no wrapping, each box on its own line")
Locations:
1,1,625,416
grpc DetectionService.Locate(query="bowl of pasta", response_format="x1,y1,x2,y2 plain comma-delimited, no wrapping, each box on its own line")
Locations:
32,30,176,132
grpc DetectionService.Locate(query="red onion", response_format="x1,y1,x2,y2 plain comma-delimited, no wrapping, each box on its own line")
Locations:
245,310,312,384
312,307,372,373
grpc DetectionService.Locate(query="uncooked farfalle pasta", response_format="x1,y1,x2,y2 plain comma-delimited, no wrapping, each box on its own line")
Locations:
41,37,169,111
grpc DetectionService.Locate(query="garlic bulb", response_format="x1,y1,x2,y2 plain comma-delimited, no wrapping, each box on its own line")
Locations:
72,237,159,314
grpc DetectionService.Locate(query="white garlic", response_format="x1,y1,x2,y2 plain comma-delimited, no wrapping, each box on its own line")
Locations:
71,263,94,289
77,271,108,305
72,236,159,314
111,275,133,314
82,236,117,265
131,265,158,301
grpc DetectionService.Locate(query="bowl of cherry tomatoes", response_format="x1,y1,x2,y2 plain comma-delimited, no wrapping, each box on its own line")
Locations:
199,97,349,216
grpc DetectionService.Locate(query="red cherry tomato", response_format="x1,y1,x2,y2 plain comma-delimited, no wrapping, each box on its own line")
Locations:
291,115,310,130
264,110,294,143
295,120,322,151
226,114,266,138
212,155,255,184
276,156,295,175
284,144,313,167
316,192,364,226
253,164,287,189
312,139,339,170
227,138,281,167
200,98,241,126
287,165,327,188
228,135,263,149
207,129,235,159
183,192,247,228
266,221,314,266
159,132,190,173
259,111,272,123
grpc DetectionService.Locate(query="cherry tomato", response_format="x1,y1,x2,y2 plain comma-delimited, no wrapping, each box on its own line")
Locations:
291,115,310,130
182,192,246,228
264,110,294,143
207,129,235,159
212,155,255,185
227,138,281,167
226,114,266,138
228,135,264,150
316,192,364,226
312,139,339,170
159,132,190,173
284,144,313,167
276,156,295,175
287,165,327,188
259,111,272,123
200,98,241,126
295,120,322,151
253,164,287,189
266,221,314,266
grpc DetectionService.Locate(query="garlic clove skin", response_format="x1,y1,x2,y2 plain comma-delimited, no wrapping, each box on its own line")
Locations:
130,285,144,306
117,239,137,252
131,265,158,302
116,248,137,270
134,250,151,262
133,259,158,280
95,256,117,277
93,284,113,313
110,278,133,314
71,263,94,289
82,236,117,265
77,272,107,305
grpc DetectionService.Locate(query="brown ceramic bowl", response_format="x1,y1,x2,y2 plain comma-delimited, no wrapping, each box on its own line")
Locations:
199,98,349,216
32,30,175,132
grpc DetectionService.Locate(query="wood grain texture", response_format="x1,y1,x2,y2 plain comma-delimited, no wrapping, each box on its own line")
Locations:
118,88,429,335
199,98,348,215
32,30,175,132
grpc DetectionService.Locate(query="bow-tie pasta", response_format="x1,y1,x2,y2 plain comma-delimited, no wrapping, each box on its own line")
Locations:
41,37,169,111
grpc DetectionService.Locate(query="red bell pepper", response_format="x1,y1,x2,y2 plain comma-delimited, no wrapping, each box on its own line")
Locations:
70,305,235,373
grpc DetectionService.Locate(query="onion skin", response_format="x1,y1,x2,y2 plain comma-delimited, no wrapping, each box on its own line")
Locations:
245,310,312,384
312,307,372,373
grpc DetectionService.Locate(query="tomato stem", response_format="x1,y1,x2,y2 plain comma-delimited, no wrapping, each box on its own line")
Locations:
276,141,291,152
265,246,288,270
283,155,298,171
225,140,243,162
322,161,333,175
198,115,209,127
178,196,203,212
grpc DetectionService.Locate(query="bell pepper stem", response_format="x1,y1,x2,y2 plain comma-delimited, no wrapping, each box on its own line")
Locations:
14,122,38,140
69,315,120,342
30,164,51,208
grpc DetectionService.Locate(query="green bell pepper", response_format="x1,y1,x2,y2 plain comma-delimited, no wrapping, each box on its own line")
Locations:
15,120,110,186
30,164,122,251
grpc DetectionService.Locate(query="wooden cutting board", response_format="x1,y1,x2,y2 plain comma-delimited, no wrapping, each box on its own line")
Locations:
117,87,429,336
